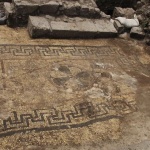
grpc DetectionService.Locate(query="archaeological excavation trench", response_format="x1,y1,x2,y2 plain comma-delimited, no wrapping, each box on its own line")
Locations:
0,0,149,150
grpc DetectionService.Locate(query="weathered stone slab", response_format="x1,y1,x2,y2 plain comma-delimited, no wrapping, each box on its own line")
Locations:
76,20,97,38
94,20,118,37
27,16,118,39
130,26,145,40
50,21,79,38
28,16,51,38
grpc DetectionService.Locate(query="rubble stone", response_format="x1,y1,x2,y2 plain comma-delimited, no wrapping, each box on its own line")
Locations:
119,32,128,39
94,8,101,17
4,2,15,26
64,3,78,17
136,1,145,9
80,5,89,17
146,39,150,46
0,14,6,25
113,7,135,19
136,5,150,17
144,26,150,33
137,14,145,23
6,0,101,26
0,2,6,25
147,33,150,38
40,1,59,15
113,7,125,17
130,26,145,40
96,0,137,14
4,2,13,17
100,11,111,19
13,0,39,15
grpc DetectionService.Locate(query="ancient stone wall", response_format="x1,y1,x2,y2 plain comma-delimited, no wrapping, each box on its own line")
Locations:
96,0,137,14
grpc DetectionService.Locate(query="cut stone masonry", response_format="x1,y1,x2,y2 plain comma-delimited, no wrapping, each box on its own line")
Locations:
2,0,118,38
28,16,117,38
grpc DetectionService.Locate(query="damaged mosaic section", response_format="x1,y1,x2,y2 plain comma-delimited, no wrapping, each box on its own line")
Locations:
0,45,148,139
0,101,136,138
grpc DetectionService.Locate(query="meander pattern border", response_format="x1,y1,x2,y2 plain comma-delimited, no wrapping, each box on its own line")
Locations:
0,45,147,138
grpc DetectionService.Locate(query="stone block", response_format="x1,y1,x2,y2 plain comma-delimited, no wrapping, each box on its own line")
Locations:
144,27,150,33
130,26,145,40
5,0,103,27
13,0,39,15
147,22,150,32
146,39,150,46
94,20,118,38
147,34,150,39
97,0,137,15
124,8,135,19
76,20,97,38
100,11,111,19
94,8,101,18
40,1,59,15
114,20,124,34
4,2,13,17
27,16,51,38
64,3,78,17
50,21,79,38
89,7,101,18
113,7,125,17
119,32,128,39
91,0,98,8
27,16,119,39
4,2,15,26
0,2,6,25
113,7,135,19
75,2,81,10
136,1,144,9
89,6,96,17
0,15,6,25
80,5,89,17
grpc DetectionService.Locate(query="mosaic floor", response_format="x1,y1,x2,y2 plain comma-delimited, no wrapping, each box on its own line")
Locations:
0,45,149,149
